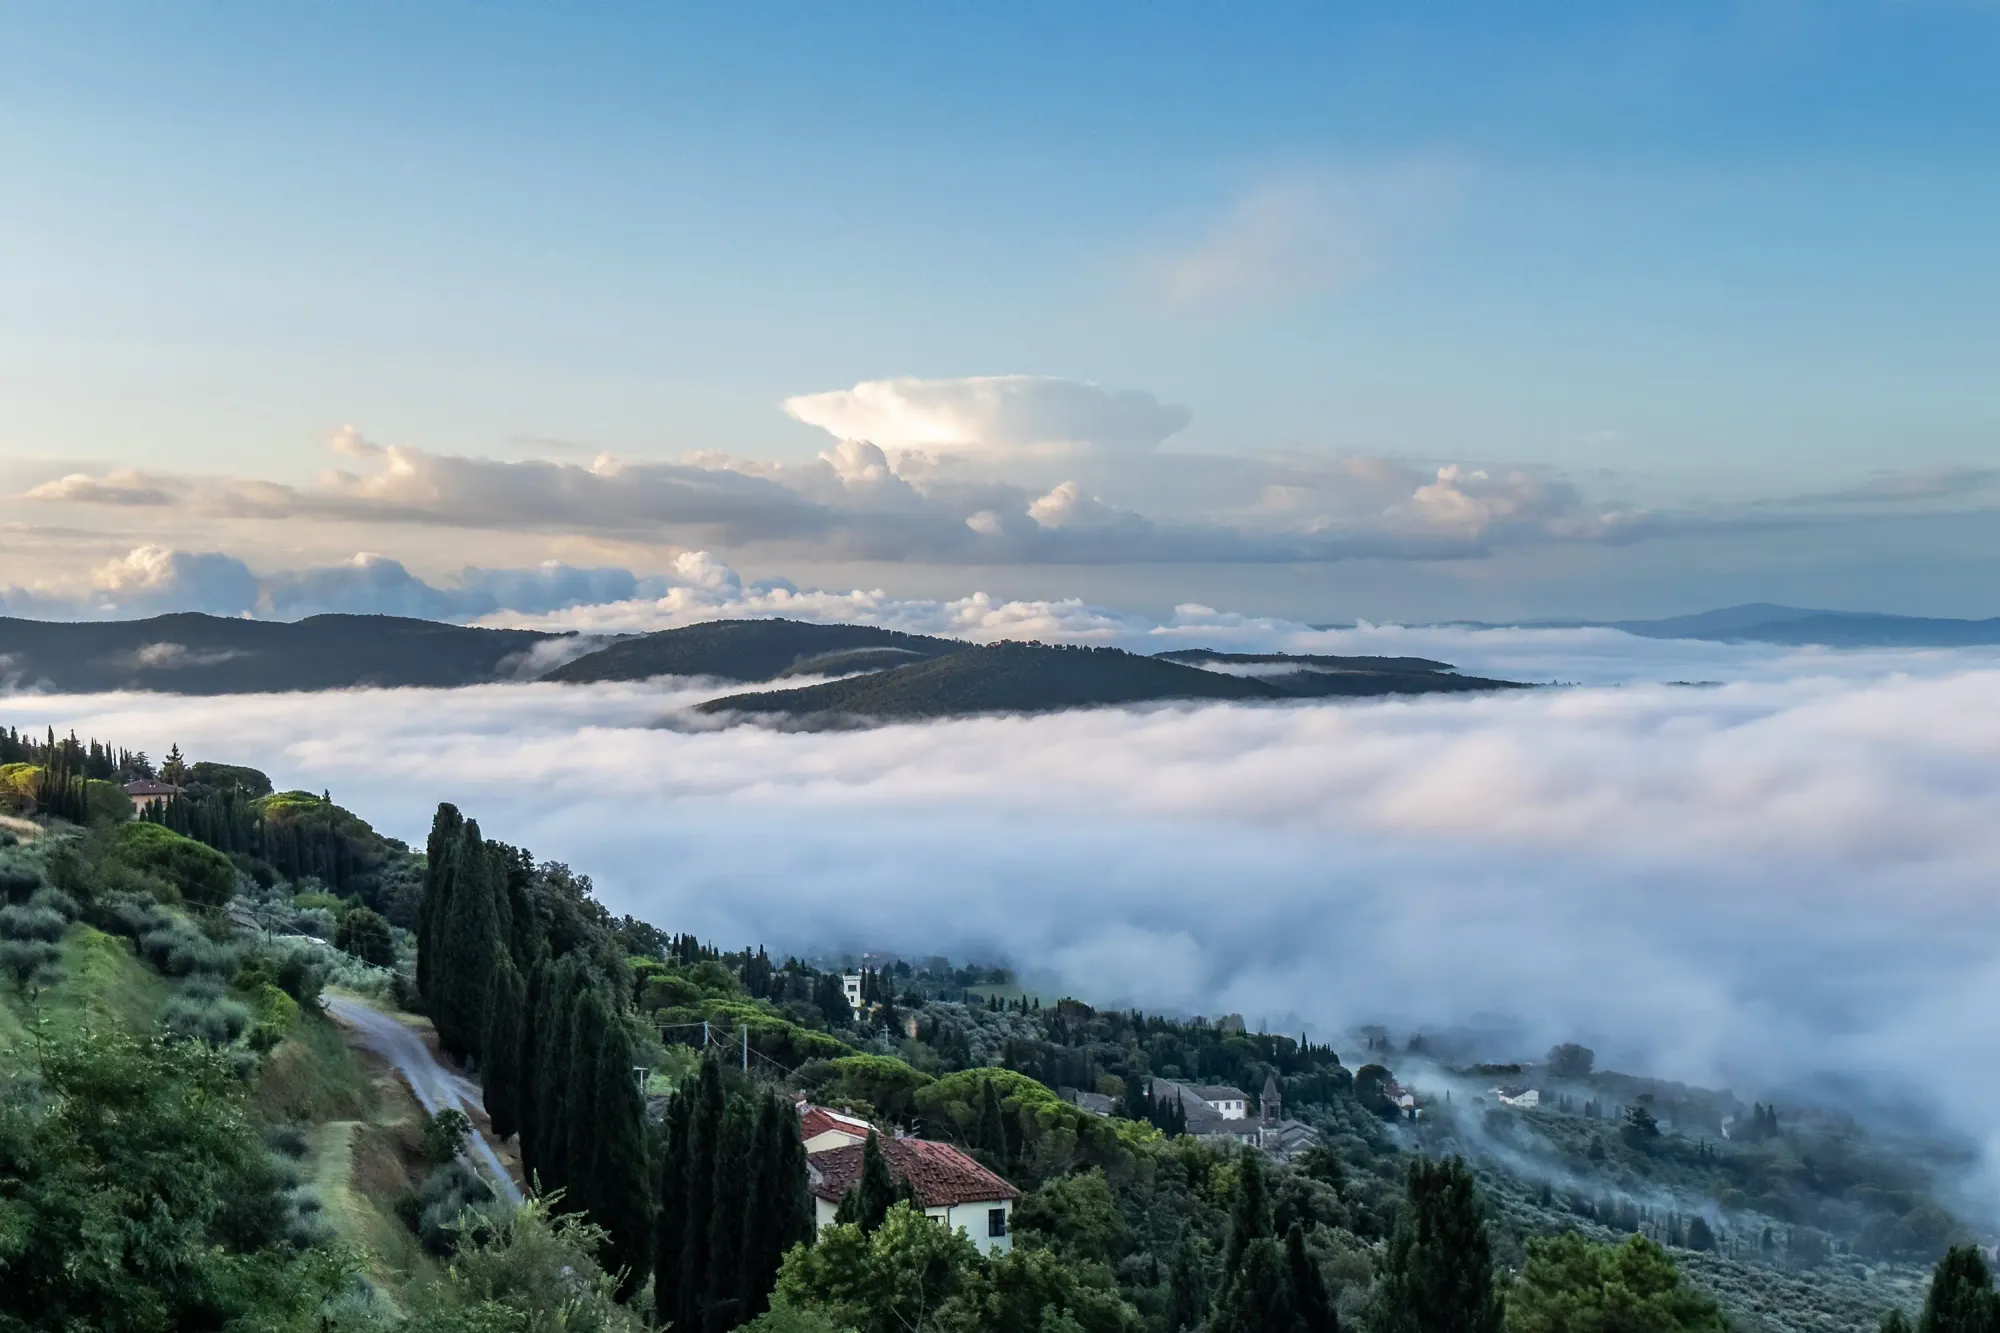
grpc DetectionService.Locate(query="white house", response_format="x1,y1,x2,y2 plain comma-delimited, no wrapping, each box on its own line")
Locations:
805,1138,1020,1256
122,778,180,813
1492,1087,1541,1109
1152,1078,1251,1121
841,973,864,1010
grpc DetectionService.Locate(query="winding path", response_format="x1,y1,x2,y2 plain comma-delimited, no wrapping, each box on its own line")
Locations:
323,992,524,1206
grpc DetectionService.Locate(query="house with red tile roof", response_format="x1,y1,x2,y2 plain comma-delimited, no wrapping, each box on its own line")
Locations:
806,1137,1021,1256
797,1102,877,1154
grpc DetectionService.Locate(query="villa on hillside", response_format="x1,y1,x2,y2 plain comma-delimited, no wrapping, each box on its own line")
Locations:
805,1137,1020,1256
1148,1073,1322,1161
122,778,180,812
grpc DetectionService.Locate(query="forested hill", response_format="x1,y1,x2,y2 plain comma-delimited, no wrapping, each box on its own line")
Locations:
542,617,966,684
0,612,561,694
698,641,1525,721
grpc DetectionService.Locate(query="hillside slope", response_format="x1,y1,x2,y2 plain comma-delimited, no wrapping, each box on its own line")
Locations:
0,613,560,694
544,617,966,684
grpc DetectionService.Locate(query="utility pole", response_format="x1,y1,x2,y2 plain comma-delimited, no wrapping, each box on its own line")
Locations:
741,1023,748,1072
702,1019,710,1050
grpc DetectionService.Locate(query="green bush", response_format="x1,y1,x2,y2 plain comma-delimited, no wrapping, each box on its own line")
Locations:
0,937,61,989
108,822,237,906
27,887,79,921
0,904,67,943
162,977,255,1047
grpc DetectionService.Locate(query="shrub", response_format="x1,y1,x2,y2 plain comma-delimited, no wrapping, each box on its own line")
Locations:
107,822,237,906
0,937,62,989
399,1157,498,1258
420,1108,473,1165
0,905,66,943
137,916,238,977
0,861,43,903
26,887,79,921
334,906,396,967
162,977,255,1047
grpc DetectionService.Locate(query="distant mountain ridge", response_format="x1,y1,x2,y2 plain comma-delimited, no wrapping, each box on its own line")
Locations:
698,639,1526,722
1610,605,2000,647
0,613,561,694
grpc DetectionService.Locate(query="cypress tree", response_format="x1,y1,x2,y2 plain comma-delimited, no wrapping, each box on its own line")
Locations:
1365,1156,1502,1333
655,1087,694,1330
590,1004,655,1300
436,821,504,1060
1918,1245,1998,1333
517,951,550,1179
534,956,583,1195
1224,1146,1273,1278
704,1097,753,1331
676,1060,726,1333
417,804,463,1003
739,1090,810,1323
1166,1228,1211,1333
481,955,526,1140
564,984,610,1217
850,1131,899,1235
978,1079,1007,1158
1288,1222,1338,1333
1210,1237,1296,1333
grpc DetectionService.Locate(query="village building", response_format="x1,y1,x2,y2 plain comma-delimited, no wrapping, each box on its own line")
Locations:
122,778,180,813
797,1102,877,1154
805,1137,1020,1256
841,973,864,1010
1490,1085,1541,1109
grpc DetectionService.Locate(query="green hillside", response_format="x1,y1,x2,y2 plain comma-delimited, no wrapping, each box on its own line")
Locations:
699,640,1526,720
0,612,561,694
543,617,966,684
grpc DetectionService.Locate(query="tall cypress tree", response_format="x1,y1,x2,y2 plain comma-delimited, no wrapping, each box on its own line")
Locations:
436,820,503,1060
1918,1245,1998,1333
656,1089,694,1330
592,1003,655,1300
1210,1238,1297,1333
850,1131,899,1235
1365,1156,1502,1333
481,955,526,1140
705,1097,753,1332
739,1090,809,1323
564,984,610,1217
517,951,551,1178
1223,1146,1273,1279
1167,1228,1211,1333
1287,1222,1338,1333
534,956,583,1195
676,1060,726,1333
417,804,463,1004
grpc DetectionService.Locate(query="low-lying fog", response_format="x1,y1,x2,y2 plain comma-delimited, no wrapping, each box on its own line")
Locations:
10,627,2000,1183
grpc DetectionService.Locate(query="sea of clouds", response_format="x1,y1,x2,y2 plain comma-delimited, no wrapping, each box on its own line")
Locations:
7,624,2000,1148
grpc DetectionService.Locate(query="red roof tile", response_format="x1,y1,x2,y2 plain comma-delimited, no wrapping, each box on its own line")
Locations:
807,1136,1020,1208
799,1105,876,1142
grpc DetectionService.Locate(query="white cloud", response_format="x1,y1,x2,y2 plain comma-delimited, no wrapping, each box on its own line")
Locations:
10,642,2000,1194
90,546,260,617
783,375,1191,455
20,468,183,507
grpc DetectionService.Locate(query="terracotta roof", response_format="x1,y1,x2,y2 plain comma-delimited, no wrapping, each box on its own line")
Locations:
799,1105,876,1142
807,1137,1020,1208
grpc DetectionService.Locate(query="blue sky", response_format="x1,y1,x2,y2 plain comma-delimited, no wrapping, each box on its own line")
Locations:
3,2,1997,620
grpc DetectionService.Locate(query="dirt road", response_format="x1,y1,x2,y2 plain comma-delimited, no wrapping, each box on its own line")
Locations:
323,992,524,1206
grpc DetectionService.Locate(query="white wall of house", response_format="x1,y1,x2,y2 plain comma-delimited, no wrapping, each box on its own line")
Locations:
1206,1098,1247,1120
811,1196,1014,1256
842,974,863,1009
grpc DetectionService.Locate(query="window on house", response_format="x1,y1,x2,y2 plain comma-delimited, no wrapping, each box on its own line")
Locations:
988,1208,1008,1238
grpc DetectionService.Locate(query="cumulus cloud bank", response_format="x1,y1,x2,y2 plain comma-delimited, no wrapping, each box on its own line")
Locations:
10,641,2000,1191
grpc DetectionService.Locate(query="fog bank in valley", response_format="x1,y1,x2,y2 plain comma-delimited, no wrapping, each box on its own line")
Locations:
8,629,2000,1178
